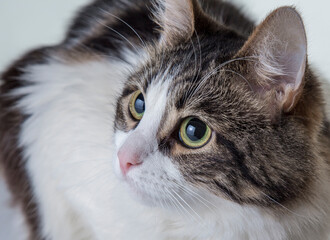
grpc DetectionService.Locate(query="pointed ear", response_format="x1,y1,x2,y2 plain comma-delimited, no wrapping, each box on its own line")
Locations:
235,7,307,115
153,0,196,46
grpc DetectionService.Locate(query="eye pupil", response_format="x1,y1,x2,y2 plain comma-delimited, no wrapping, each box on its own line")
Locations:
129,90,145,120
186,119,207,141
179,117,211,149
134,93,145,114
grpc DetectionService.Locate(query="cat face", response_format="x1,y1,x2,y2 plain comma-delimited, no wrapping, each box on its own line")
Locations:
109,1,324,217
113,14,314,209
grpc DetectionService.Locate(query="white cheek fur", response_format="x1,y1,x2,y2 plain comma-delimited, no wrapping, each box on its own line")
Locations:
113,79,186,204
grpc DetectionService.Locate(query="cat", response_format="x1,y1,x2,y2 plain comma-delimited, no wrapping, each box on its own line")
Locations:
0,0,329,239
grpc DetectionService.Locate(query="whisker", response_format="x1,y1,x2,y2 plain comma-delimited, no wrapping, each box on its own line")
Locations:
223,69,253,91
98,8,148,49
98,9,155,81
93,17,150,76
165,188,194,221
259,191,309,219
172,181,217,212
182,33,202,104
164,188,186,219
187,56,258,101
171,188,203,222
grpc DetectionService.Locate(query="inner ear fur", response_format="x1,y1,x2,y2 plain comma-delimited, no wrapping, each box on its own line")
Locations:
235,7,307,116
153,0,202,46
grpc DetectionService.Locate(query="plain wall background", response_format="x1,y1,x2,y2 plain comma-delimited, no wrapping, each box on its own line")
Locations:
0,0,329,239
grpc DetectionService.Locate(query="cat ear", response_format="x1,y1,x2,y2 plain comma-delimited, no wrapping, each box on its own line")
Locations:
154,0,196,46
235,7,307,115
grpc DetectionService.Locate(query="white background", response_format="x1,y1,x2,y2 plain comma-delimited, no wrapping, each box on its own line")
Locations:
0,0,329,239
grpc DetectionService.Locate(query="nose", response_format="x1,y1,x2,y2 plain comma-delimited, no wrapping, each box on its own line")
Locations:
118,148,142,176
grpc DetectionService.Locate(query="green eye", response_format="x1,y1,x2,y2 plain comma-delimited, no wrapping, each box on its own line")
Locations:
129,90,145,120
179,117,212,149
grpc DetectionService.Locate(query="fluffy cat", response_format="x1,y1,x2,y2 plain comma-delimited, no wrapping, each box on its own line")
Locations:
0,0,329,239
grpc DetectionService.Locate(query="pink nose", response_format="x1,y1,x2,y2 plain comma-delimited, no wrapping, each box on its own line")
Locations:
118,148,142,175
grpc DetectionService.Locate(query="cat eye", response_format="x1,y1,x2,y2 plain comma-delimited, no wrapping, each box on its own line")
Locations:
179,117,211,149
129,90,145,120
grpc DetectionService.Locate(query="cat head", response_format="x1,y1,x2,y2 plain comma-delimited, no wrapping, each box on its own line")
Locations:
113,0,323,210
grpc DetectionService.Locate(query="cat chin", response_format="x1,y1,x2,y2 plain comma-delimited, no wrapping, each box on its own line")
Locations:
111,154,163,206
122,173,212,214
123,177,162,207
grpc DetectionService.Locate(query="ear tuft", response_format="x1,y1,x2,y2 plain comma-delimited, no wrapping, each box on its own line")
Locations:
153,0,195,46
236,7,307,114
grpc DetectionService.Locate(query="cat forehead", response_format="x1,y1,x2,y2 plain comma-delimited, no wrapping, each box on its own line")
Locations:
132,34,246,99
127,56,245,114
119,34,260,133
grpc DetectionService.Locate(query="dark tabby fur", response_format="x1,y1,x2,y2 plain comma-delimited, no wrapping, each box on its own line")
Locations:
0,0,329,239
115,32,324,206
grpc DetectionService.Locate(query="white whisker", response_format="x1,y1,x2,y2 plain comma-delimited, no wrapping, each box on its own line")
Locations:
171,188,203,222
187,56,257,101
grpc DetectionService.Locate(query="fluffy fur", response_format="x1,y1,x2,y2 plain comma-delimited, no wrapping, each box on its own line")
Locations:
0,0,329,239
